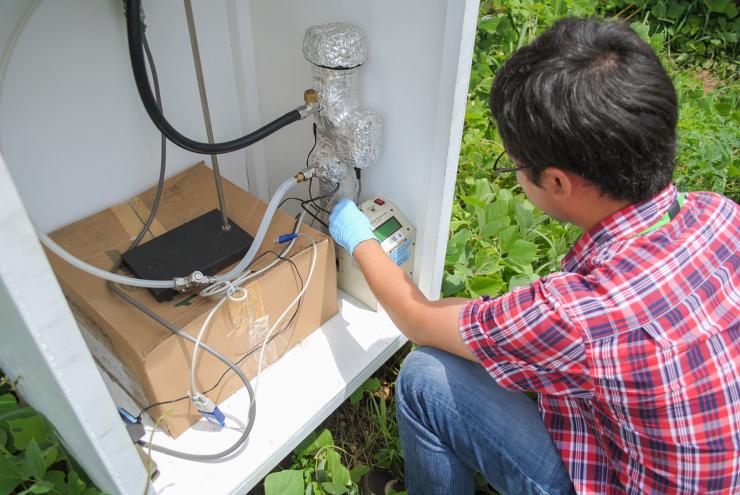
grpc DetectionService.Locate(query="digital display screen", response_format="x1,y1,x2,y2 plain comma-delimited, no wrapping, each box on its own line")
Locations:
374,216,402,242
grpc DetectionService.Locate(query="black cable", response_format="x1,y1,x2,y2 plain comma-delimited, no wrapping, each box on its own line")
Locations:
125,0,303,155
299,180,340,228
136,252,304,420
355,167,362,202
108,32,257,460
133,210,307,419
277,123,320,211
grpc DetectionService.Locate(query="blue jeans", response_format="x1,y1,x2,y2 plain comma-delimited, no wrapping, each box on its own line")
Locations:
396,347,575,495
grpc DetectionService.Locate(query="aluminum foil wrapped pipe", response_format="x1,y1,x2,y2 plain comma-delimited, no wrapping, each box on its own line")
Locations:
303,23,382,213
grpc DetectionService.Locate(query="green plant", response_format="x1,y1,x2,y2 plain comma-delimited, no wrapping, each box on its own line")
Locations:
0,374,104,495
263,429,364,495
444,179,581,298
672,72,740,200
602,0,739,80
348,377,404,477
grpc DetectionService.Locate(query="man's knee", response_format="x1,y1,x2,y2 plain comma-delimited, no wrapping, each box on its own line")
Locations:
397,346,458,409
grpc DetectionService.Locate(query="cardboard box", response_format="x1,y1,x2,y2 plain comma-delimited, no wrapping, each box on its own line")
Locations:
45,163,338,437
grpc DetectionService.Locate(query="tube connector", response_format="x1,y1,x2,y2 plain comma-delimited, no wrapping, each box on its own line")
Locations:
191,393,225,427
297,104,318,120
294,167,314,183
173,271,215,292
298,89,320,119
275,233,299,244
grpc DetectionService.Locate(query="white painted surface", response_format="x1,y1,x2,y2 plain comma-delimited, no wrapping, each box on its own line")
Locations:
0,153,149,495
0,0,480,492
0,0,260,232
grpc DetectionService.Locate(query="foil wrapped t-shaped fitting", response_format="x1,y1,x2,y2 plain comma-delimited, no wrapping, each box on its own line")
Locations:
303,23,382,205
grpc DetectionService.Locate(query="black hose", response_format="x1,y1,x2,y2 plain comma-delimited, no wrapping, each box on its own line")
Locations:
125,0,303,155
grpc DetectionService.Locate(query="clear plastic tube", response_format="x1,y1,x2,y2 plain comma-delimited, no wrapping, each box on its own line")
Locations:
35,175,299,290
35,227,175,289
215,176,298,281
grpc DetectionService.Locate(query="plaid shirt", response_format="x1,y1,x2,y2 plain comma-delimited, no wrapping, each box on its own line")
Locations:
460,185,740,494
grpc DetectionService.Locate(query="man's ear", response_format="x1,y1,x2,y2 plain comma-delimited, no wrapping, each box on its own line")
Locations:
541,167,573,199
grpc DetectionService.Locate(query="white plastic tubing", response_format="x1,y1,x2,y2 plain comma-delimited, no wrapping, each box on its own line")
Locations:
35,176,299,288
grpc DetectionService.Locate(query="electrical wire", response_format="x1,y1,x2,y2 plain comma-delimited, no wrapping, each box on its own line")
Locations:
35,173,300,288
112,282,256,461
0,1,41,150
135,252,304,421
300,181,340,229
124,0,306,155
107,36,256,461
199,212,305,299
254,233,318,394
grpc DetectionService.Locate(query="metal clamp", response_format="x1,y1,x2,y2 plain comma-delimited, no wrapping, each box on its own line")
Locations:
173,271,215,292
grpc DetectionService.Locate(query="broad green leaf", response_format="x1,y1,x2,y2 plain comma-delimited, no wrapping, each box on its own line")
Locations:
321,481,349,495
0,452,24,494
349,464,370,484
42,445,57,469
470,275,506,298
441,273,466,297
0,429,6,449
349,377,380,405
8,416,49,451
498,226,520,253
294,429,333,458
325,450,351,487
630,22,651,44
0,395,17,415
704,0,729,13
509,273,538,289
514,202,535,232
42,471,65,488
507,240,538,266
18,480,53,494
264,470,304,495
25,439,46,481
473,251,502,275
67,470,87,495
478,16,502,35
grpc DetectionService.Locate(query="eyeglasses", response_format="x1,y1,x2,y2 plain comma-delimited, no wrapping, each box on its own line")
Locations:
492,150,528,174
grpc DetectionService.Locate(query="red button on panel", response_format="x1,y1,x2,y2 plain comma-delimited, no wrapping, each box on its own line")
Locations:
374,198,385,205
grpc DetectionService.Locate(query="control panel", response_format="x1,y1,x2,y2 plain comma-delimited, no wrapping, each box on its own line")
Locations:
337,196,416,311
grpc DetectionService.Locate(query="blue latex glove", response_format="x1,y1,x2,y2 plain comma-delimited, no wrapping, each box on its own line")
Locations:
329,198,378,257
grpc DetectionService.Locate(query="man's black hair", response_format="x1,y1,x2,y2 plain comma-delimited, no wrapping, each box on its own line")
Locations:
489,17,678,203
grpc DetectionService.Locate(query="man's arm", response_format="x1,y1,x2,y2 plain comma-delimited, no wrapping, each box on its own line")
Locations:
352,239,475,360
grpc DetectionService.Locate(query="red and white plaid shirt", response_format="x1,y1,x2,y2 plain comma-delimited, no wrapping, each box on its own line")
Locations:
460,185,740,494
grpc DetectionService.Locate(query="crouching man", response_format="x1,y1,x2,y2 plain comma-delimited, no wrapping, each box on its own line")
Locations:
329,17,739,495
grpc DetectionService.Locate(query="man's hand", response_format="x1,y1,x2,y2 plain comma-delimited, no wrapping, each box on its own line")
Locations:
328,198,378,257
328,200,474,361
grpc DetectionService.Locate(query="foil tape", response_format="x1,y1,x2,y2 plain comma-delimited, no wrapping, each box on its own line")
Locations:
303,23,367,69
304,22,381,215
